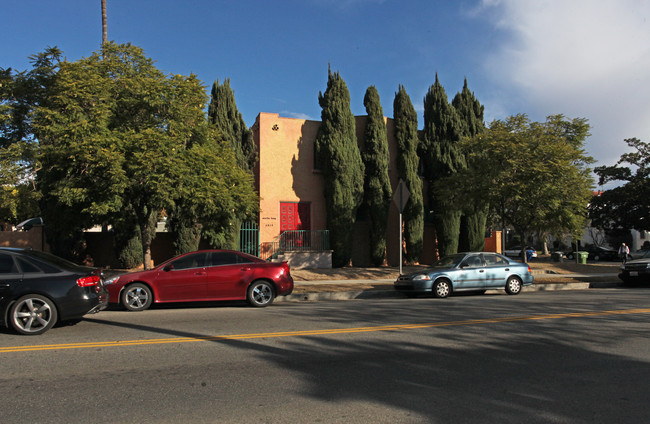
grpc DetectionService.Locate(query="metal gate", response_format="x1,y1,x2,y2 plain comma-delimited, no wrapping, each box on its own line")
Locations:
239,221,259,257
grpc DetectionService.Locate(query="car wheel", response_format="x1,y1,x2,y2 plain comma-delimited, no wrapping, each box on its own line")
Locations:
593,255,600,261
566,253,574,260
247,280,275,307
121,283,153,311
505,276,523,295
433,279,451,298
10,294,58,335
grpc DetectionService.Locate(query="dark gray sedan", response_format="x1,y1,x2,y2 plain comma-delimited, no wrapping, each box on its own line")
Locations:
394,252,534,298
619,258,650,285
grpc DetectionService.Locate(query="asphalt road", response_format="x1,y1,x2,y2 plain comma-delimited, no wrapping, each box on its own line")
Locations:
1,288,649,423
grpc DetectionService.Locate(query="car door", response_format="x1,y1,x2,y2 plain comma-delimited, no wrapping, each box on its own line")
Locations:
481,253,510,288
453,254,487,289
0,253,22,300
154,252,208,302
205,252,255,299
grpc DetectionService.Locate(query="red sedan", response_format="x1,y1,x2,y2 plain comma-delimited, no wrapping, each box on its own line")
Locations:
105,250,293,311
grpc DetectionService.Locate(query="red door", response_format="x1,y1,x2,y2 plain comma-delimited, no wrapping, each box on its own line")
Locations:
280,202,310,247
280,202,310,232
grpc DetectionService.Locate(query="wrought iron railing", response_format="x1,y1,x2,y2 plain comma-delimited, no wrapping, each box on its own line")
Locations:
261,230,330,260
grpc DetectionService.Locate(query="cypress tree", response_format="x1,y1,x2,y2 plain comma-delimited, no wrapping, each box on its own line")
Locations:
362,86,392,266
315,68,365,267
422,74,465,256
207,78,257,172
393,85,423,263
453,79,487,252
202,79,257,250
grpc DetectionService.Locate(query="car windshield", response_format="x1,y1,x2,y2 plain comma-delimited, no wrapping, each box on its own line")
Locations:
430,254,466,269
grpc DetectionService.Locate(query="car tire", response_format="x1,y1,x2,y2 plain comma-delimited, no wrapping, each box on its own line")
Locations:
247,280,275,307
593,255,600,262
433,279,451,298
505,276,523,295
121,283,153,311
10,294,58,335
566,253,574,260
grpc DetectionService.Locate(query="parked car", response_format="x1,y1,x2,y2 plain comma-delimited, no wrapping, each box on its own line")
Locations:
629,249,650,260
565,246,618,261
503,246,537,259
394,252,534,298
15,217,43,231
0,247,108,335
619,257,650,285
105,250,294,311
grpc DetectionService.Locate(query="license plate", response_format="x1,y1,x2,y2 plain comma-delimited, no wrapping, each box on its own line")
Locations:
630,271,639,276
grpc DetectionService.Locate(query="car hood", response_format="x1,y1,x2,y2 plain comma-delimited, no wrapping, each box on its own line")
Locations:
404,267,456,276
624,258,650,265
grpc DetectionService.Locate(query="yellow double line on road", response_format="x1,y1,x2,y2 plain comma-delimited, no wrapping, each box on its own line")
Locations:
2,308,649,353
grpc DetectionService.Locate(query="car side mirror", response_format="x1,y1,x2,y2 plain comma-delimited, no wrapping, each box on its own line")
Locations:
163,264,174,272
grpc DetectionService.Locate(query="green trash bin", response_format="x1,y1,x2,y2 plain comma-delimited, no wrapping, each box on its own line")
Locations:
577,251,588,264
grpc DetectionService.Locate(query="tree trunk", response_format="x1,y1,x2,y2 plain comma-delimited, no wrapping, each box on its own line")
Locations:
101,0,108,45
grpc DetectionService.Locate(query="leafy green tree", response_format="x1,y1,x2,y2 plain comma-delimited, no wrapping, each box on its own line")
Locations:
590,138,650,232
421,75,465,256
33,43,258,268
452,79,487,252
0,48,61,225
362,86,392,266
315,68,365,267
168,130,259,254
436,114,594,249
393,85,423,263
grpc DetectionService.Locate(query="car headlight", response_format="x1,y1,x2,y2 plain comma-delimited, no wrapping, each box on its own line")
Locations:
412,274,431,281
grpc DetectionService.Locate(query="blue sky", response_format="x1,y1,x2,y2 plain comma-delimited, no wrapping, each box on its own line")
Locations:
3,0,649,176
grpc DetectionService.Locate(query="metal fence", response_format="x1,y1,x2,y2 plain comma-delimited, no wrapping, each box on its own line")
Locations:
260,230,330,260
239,222,259,257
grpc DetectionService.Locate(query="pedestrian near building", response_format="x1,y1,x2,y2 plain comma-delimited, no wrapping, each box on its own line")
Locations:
618,243,630,263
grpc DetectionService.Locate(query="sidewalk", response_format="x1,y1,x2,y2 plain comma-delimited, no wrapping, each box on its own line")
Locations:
277,261,623,302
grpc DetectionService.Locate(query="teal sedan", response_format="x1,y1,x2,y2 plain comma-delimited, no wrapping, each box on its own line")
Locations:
394,252,534,298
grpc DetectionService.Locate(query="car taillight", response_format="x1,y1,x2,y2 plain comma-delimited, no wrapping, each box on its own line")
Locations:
77,275,101,287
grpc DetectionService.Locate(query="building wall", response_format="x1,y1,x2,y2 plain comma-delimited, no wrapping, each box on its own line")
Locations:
254,113,327,253
254,112,437,266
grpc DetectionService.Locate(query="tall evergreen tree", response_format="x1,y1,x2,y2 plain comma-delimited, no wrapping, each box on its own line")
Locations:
452,79,487,252
421,74,465,257
362,86,392,266
207,79,256,172
315,68,365,267
203,78,258,251
393,85,423,263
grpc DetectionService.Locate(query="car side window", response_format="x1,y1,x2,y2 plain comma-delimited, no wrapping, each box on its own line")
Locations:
461,255,483,268
483,254,508,266
210,252,239,266
0,253,18,274
172,252,207,270
16,256,43,273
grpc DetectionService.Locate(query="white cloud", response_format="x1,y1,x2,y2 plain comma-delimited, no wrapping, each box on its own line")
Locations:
280,111,316,121
477,0,650,166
